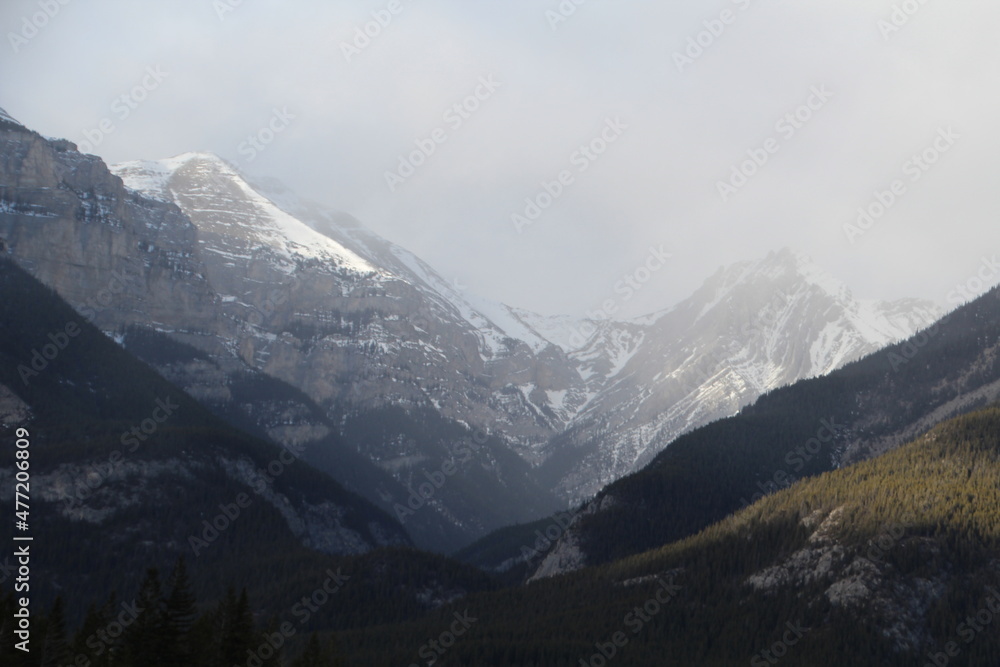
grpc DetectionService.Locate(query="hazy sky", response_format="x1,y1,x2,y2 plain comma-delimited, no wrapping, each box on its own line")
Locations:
3,0,999,317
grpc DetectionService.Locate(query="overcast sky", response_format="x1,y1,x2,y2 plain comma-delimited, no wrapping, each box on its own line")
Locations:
3,0,999,317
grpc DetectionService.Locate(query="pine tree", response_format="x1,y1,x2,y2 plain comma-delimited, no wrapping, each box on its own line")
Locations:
40,596,71,667
219,587,255,666
291,633,325,667
125,568,169,666
72,601,115,667
164,557,198,667
259,616,284,667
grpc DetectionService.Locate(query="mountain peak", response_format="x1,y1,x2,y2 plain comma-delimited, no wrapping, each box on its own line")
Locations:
113,152,236,200
702,247,850,313
111,154,378,275
164,151,233,170
765,246,824,274
699,249,799,305
746,247,821,278
0,106,23,127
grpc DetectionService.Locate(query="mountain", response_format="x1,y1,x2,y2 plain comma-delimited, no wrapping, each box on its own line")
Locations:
348,403,1000,665
4,105,997,665
0,112,940,552
106,153,576,551
522,281,1000,580
112,154,941,507
0,133,570,552
539,248,943,502
0,107,22,127
0,257,421,617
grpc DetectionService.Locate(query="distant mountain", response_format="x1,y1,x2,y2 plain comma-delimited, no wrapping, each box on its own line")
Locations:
107,153,574,551
524,281,1000,580
5,105,996,667
0,111,942,552
124,155,940,509
540,248,943,502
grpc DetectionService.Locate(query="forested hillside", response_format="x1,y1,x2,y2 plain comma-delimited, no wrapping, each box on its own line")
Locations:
343,404,1000,665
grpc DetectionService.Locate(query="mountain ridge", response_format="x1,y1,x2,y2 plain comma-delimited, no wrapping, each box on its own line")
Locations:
108,151,943,506
0,120,944,551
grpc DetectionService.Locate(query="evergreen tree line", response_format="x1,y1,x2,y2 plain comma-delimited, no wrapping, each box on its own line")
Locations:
0,558,346,667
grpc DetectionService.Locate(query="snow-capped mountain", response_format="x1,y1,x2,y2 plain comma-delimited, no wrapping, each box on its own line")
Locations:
0,106,21,126
114,154,378,277
111,154,582,444
110,155,943,508
0,111,943,550
539,248,944,502
248,174,561,359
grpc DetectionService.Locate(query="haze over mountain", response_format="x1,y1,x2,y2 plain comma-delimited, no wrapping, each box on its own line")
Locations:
0,107,945,560
3,2,999,663
6,2,998,322
110,150,944,505
2,99,999,667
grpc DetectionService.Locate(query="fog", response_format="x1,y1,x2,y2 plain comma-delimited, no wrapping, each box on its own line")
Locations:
3,0,998,317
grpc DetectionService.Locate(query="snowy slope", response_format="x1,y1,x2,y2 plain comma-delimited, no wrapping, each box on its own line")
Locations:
543,248,944,502
113,154,378,276
112,155,591,448
109,155,943,506
251,176,561,360
0,107,21,126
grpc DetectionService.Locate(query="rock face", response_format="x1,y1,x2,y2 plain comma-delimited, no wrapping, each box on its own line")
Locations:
743,507,948,654
0,132,572,549
0,115,943,549
115,156,942,509
112,153,580,448
0,126,220,338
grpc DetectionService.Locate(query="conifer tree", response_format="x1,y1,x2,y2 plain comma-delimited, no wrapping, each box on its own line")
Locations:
72,601,115,667
39,596,71,667
259,615,284,667
126,568,168,666
291,633,325,667
219,587,255,666
165,557,198,667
